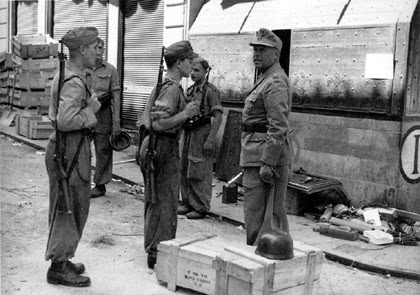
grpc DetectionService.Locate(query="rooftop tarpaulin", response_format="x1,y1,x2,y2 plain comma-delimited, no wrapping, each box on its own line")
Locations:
189,0,419,35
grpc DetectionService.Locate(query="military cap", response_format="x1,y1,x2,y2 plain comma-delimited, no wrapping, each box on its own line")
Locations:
165,41,198,60
249,28,282,52
62,27,98,50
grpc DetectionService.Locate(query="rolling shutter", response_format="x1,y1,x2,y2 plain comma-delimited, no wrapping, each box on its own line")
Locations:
122,0,164,128
53,0,108,55
17,1,38,35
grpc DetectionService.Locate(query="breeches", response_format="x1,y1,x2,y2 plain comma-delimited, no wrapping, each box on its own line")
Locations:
44,138,91,262
243,165,290,246
93,131,113,185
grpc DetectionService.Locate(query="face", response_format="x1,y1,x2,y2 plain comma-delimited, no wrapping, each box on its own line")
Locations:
81,40,99,68
95,42,105,65
178,58,193,78
252,45,279,73
190,62,206,83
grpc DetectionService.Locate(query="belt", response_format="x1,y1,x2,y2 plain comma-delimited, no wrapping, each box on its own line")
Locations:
242,123,268,133
155,131,178,139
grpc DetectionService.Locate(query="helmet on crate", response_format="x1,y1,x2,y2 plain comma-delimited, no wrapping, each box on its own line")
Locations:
109,131,131,151
255,229,294,260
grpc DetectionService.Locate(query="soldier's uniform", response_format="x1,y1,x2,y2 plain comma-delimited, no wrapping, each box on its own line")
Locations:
139,41,198,268
87,59,121,194
45,27,100,287
180,79,223,216
240,29,294,246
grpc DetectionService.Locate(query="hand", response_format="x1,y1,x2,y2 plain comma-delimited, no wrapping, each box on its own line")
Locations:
203,139,213,158
260,164,273,185
184,101,199,118
87,95,101,113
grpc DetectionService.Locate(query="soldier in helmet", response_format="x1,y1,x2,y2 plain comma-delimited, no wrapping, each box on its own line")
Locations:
240,28,294,246
45,27,101,287
86,37,122,198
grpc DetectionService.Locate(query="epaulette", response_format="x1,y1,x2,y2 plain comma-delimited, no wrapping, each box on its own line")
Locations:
207,82,219,92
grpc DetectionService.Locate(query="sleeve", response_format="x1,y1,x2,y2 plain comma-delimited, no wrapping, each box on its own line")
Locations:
261,76,290,166
207,85,223,115
57,78,97,131
110,66,121,92
152,83,181,119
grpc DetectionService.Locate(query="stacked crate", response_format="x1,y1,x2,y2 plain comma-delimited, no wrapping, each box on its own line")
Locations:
11,34,59,109
0,52,14,105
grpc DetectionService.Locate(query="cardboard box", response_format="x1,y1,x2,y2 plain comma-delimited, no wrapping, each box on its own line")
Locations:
16,115,54,139
12,34,58,60
155,234,324,295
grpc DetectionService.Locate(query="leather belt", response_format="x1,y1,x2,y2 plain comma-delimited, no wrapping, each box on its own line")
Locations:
155,132,178,139
242,123,268,133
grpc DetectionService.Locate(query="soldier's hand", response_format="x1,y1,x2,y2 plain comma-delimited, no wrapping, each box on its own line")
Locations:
184,101,199,118
87,95,101,113
260,164,274,185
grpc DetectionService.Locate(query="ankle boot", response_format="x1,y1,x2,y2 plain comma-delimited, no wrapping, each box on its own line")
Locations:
47,261,91,287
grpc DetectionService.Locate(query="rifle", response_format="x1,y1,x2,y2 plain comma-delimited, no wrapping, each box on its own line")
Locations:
145,46,165,203
53,41,72,214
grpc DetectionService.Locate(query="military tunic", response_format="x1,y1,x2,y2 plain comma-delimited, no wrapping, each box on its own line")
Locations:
45,61,97,262
139,76,187,258
180,81,223,213
86,61,121,186
240,62,293,246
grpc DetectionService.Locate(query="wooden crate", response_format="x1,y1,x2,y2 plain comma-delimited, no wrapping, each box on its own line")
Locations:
12,34,58,60
213,241,324,295
13,55,58,72
16,115,54,139
155,235,324,295
12,88,51,107
0,52,14,71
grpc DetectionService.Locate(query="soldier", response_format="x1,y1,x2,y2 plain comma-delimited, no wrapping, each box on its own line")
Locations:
178,57,223,219
86,37,121,198
45,27,101,286
139,41,199,269
240,28,294,246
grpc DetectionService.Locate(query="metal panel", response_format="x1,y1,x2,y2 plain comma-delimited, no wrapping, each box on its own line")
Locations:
17,1,38,35
53,0,108,57
290,26,396,114
122,0,164,128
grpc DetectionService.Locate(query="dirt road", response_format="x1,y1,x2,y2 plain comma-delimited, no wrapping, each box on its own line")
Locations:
1,135,419,295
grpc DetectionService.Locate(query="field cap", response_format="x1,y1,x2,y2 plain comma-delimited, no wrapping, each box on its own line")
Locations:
62,27,99,50
250,28,282,52
165,41,198,60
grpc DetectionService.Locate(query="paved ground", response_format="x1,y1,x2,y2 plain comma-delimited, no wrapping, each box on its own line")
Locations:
1,119,420,294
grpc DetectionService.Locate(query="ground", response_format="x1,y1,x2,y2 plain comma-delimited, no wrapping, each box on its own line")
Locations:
1,135,419,295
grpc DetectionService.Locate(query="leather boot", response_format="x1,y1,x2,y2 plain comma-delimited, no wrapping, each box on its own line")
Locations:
91,184,106,198
67,261,85,274
47,261,91,287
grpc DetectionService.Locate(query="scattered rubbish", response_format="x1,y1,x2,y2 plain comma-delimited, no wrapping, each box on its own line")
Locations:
91,235,116,247
314,223,358,241
363,208,382,226
363,230,393,245
35,151,45,155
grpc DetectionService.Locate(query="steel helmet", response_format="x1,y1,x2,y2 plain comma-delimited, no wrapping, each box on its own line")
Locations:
109,131,131,151
255,229,294,260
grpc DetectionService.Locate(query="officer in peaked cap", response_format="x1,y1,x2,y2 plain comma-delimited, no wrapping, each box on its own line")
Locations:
240,28,294,247
61,26,99,50
45,26,101,287
249,27,283,52
139,39,199,269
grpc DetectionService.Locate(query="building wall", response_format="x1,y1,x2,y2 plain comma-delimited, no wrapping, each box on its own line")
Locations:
0,1,9,52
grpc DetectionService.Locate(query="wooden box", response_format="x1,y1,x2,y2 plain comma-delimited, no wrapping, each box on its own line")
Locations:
0,52,13,71
16,115,54,139
155,235,324,295
214,241,324,295
12,34,58,60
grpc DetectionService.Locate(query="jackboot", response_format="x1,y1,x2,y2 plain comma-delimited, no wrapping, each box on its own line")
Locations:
91,184,106,198
47,261,91,287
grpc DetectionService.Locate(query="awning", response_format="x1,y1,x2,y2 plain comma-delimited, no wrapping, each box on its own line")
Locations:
189,0,419,35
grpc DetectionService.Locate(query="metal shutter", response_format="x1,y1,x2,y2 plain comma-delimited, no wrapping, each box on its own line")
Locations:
53,0,108,56
17,1,38,35
122,0,164,128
